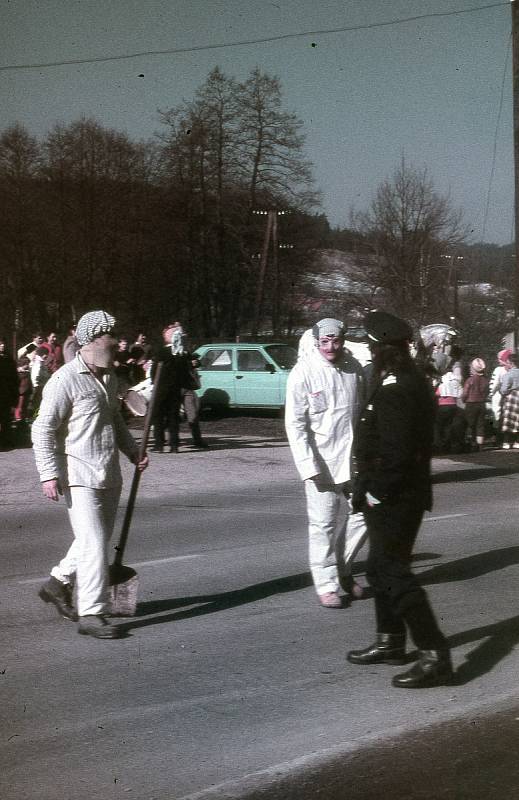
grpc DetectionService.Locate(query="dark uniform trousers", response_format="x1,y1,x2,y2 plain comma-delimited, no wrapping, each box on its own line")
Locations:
365,495,447,650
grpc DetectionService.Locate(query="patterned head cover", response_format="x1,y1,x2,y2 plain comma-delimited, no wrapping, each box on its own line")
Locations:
76,310,116,347
312,318,344,339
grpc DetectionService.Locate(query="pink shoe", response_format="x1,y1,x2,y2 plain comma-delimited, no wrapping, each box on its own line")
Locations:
318,592,343,608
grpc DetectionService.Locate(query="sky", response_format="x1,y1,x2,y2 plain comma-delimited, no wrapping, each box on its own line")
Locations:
0,0,514,244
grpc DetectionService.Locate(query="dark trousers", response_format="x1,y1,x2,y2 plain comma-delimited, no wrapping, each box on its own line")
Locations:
464,401,486,441
153,390,181,448
0,403,13,446
365,497,447,650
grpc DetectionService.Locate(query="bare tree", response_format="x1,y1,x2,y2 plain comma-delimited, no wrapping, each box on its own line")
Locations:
0,123,42,335
236,68,316,211
158,66,319,336
352,159,466,324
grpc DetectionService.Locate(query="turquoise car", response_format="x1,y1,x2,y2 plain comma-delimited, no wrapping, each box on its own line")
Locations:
193,343,297,410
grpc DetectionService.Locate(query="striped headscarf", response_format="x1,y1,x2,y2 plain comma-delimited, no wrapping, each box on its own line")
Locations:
76,310,116,347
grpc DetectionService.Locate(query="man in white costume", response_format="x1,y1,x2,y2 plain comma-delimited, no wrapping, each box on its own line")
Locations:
32,310,148,639
285,318,367,608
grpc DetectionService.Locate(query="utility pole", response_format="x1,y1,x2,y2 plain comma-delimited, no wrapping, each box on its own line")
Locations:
512,0,519,339
251,210,274,336
251,209,290,336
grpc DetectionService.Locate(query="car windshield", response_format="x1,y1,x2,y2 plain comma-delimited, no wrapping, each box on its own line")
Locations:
264,344,297,370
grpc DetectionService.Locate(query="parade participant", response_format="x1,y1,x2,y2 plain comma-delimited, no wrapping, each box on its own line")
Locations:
151,323,207,453
347,310,453,688
32,310,148,639
285,319,367,608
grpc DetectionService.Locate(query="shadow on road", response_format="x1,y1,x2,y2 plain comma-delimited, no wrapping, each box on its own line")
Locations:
200,437,287,451
417,545,519,586
433,466,519,484
121,571,315,631
120,552,441,632
449,613,519,684
120,548,519,685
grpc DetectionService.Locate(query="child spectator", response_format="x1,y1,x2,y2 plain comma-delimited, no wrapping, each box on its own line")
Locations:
461,358,489,452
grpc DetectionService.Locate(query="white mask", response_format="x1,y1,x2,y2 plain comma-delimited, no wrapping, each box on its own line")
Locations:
81,336,116,370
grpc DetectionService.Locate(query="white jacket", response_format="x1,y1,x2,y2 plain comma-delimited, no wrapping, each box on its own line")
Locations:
285,335,364,484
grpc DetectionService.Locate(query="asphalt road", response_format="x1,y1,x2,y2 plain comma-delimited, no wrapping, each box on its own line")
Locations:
2,417,519,799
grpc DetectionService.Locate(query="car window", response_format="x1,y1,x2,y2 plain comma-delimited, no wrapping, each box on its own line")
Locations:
199,348,233,370
237,349,269,372
264,344,297,369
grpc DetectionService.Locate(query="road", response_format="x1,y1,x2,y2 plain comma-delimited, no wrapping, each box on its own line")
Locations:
2,416,519,799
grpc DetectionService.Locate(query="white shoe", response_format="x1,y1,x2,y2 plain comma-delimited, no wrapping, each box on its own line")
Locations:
513,443,519,450
502,443,511,450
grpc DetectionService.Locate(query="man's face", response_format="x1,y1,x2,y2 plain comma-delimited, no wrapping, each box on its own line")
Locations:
318,335,343,362
48,333,57,345
34,335,44,346
118,339,128,351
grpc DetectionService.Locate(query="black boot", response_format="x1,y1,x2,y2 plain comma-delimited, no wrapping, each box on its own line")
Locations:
190,422,208,449
347,633,406,665
392,649,454,688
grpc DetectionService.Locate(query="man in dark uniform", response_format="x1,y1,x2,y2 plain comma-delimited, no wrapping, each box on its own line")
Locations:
347,310,453,688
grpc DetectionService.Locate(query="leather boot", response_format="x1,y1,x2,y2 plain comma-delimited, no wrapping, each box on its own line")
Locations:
347,633,406,665
38,576,77,621
392,648,454,688
190,422,208,449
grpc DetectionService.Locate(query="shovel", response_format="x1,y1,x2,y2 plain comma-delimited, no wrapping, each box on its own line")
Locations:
109,364,162,616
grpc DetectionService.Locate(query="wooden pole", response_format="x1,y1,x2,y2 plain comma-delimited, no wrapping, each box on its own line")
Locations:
251,211,274,336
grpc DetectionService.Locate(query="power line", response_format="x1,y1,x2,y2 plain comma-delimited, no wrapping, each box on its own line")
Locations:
0,2,509,73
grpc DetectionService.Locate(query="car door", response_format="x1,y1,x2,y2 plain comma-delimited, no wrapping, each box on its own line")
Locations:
196,347,236,407
234,348,282,407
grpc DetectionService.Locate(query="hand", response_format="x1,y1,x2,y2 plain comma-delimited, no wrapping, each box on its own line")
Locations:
365,491,382,508
131,453,149,472
42,478,62,502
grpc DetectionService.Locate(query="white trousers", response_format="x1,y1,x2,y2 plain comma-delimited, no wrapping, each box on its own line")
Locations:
303,479,367,595
51,486,121,617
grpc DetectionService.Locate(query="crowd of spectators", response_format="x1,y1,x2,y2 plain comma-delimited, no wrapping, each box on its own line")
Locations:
427,343,519,454
0,326,155,450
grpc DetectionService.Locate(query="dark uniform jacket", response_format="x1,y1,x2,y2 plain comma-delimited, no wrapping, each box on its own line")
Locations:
151,347,199,395
353,363,435,511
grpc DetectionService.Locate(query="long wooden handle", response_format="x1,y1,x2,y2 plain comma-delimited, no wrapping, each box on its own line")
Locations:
113,363,163,566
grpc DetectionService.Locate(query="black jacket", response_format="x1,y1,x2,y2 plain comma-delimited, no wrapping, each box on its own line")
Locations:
0,353,19,406
353,363,435,510
151,347,198,394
